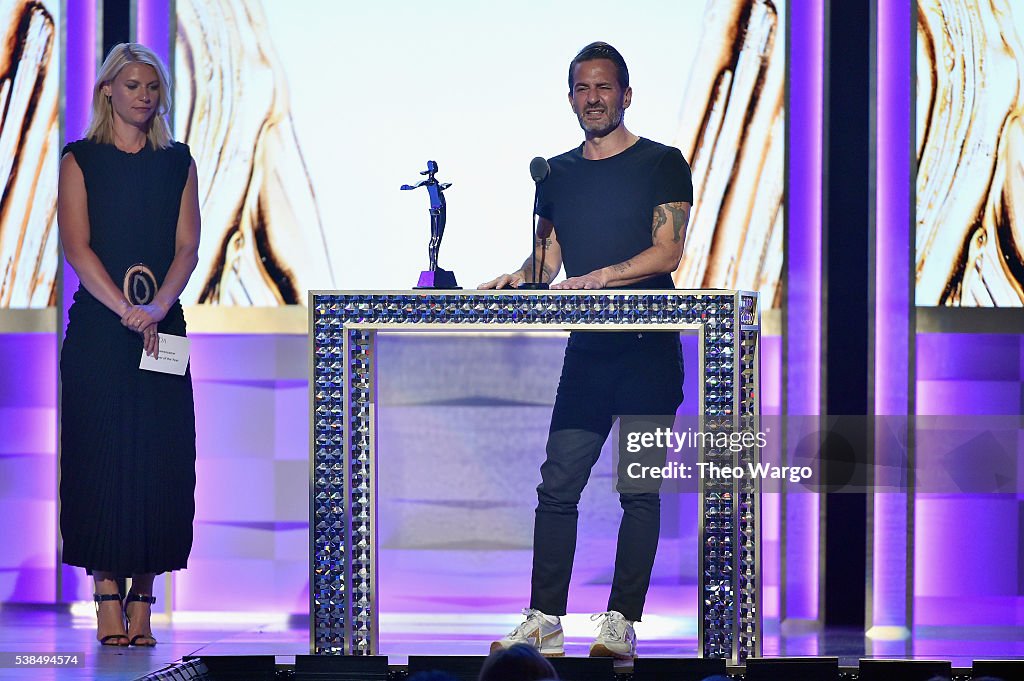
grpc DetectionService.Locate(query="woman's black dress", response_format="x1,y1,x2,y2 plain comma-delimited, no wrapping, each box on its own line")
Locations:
60,139,196,576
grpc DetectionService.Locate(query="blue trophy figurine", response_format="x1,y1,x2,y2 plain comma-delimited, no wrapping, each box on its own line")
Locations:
402,160,460,289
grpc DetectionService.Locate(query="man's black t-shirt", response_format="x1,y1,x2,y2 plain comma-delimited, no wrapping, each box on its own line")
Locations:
536,137,693,290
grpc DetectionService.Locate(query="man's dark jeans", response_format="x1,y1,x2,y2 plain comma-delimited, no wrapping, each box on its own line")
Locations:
529,332,684,622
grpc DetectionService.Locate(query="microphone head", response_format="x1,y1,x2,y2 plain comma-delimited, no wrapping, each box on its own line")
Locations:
530,156,550,183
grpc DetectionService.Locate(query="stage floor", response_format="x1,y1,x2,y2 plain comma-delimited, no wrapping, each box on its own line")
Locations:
0,605,1021,680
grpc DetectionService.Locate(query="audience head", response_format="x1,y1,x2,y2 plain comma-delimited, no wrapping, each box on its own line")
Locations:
478,643,558,681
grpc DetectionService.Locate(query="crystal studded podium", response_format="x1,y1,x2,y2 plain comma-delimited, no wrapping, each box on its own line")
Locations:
310,289,762,662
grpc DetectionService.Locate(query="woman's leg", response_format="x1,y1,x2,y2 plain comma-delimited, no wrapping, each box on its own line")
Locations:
125,573,157,645
93,571,128,645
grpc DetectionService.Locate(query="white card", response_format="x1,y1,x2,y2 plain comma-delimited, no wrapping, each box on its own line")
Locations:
139,333,191,375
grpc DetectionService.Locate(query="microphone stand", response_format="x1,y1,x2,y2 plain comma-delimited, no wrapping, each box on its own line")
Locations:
519,183,549,290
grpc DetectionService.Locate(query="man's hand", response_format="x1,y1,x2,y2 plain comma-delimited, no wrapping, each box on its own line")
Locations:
478,271,526,289
551,270,607,290
480,225,563,289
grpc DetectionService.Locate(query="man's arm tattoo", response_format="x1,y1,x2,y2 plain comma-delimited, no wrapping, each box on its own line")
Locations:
666,203,688,243
611,258,633,274
652,206,668,239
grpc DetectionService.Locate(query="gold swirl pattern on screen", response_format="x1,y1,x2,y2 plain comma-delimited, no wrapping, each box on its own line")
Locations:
672,0,784,308
916,0,1024,306
0,0,58,308
175,0,336,305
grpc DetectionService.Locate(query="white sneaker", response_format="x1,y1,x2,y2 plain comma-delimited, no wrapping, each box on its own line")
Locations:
490,608,564,656
588,610,637,659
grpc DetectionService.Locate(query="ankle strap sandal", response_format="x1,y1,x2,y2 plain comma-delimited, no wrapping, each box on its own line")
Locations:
124,593,158,647
92,593,128,646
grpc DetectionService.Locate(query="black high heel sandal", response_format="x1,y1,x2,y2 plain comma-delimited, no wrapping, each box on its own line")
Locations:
93,593,129,646
124,593,158,647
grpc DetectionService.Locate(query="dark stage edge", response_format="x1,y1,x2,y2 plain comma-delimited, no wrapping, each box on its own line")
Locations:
1,606,1021,680
139,657,1007,681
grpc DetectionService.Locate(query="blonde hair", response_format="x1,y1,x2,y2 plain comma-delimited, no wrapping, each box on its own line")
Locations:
85,43,174,149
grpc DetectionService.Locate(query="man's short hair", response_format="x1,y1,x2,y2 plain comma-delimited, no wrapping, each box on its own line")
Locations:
568,41,629,90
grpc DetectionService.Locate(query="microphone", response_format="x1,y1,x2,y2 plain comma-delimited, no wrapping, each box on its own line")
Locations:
536,217,553,239
530,156,550,183
520,156,551,290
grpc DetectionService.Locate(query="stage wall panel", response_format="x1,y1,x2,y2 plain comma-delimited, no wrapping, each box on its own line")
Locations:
916,0,1024,306
176,334,309,613
170,0,786,308
46,328,778,623
0,0,61,309
0,334,56,602
914,332,1024,629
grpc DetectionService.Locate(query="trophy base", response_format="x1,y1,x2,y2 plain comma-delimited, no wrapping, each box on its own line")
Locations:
414,269,461,290
517,282,550,289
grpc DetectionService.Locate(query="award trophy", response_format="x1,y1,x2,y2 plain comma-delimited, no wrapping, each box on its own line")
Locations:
401,160,460,289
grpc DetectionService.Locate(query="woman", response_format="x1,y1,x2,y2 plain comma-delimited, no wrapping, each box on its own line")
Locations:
57,43,200,647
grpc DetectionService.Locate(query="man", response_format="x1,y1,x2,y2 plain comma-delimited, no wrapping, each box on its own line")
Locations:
479,42,693,659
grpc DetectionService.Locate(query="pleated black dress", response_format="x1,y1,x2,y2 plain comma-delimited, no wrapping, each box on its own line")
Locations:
60,138,196,576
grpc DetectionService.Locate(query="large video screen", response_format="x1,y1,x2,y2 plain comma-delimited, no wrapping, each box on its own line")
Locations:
916,0,1024,306
174,0,785,306
0,0,60,308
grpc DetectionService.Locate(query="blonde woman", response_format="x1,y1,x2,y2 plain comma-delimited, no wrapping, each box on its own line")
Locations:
57,43,200,647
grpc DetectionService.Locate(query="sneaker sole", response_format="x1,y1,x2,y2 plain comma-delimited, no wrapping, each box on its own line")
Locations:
588,643,636,660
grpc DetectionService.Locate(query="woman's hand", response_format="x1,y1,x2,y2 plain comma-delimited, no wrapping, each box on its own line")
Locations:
122,303,169,357
121,302,168,331
140,324,160,358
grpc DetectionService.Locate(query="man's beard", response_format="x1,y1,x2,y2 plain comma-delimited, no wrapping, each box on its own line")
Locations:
577,106,623,137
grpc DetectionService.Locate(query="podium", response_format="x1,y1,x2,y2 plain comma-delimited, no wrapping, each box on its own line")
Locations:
310,289,762,662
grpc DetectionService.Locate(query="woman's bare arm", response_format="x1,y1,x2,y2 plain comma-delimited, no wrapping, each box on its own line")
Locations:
57,153,131,317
